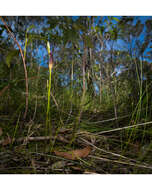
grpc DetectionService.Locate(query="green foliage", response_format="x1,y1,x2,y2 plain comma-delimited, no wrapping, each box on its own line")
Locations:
113,17,119,22
0,25,5,36
6,49,20,68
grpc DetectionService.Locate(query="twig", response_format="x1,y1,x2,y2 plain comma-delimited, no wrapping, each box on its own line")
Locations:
80,137,152,168
79,137,128,160
0,135,69,145
50,91,59,109
95,120,152,135
0,16,29,120
85,114,130,124
89,155,152,170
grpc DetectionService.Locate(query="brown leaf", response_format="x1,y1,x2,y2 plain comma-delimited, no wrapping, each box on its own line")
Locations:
0,128,3,136
54,146,91,160
2,136,12,146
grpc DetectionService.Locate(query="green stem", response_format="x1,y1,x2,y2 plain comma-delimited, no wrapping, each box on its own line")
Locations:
46,66,52,139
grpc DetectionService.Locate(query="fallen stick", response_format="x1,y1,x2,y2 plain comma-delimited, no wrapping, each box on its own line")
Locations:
89,155,152,170
80,137,152,169
0,135,69,145
95,120,152,135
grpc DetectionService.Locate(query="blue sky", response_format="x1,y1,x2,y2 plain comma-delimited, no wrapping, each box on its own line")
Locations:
1,16,151,68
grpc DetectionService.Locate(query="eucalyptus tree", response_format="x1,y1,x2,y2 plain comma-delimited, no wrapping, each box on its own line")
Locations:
118,17,151,101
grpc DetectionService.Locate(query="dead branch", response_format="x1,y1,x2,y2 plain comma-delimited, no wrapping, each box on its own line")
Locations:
0,135,69,145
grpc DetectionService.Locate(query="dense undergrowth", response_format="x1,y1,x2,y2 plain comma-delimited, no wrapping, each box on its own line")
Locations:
1,16,152,174
1,62,152,174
